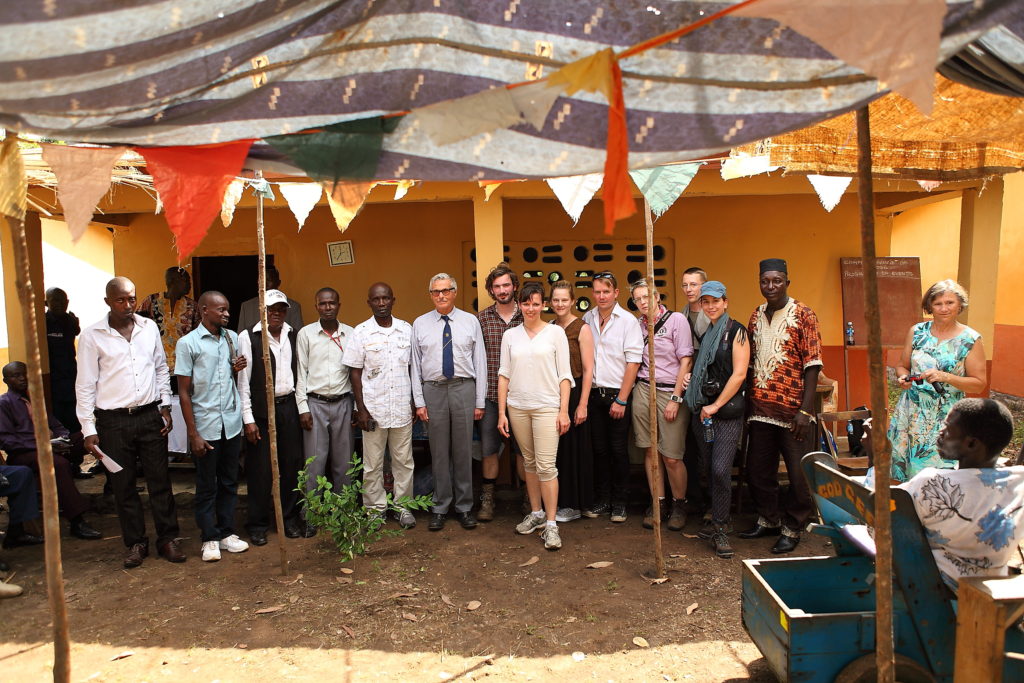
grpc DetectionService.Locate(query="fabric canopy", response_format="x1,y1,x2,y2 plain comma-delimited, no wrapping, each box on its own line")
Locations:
0,1,1020,182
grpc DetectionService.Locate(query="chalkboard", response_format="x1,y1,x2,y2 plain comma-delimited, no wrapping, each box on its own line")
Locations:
840,257,922,348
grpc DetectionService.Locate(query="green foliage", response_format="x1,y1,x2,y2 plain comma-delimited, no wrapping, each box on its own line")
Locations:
297,454,433,563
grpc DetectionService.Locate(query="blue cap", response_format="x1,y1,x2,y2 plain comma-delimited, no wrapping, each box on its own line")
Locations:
700,280,726,298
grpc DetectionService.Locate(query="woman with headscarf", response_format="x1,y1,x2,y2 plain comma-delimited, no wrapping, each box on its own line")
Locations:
683,281,749,559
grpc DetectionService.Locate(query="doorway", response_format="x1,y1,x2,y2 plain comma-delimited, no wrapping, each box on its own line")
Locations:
191,254,274,332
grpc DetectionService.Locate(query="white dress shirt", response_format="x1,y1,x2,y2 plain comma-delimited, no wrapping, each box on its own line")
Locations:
342,317,413,429
583,303,644,389
237,322,295,424
410,307,487,409
295,320,355,414
75,314,171,438
498,324,574,410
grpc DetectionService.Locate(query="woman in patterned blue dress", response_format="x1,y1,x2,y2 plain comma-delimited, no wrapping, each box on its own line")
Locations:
888,280,987,482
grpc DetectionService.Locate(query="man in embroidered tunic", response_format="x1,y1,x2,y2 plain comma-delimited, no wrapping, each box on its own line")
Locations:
739,259,822,554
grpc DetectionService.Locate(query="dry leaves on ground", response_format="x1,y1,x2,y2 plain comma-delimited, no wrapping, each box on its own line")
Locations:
632,637,649,648
686,602,699,615
402,612,418,622
466,600,481,611
255,605,286,614
586,561,614,569
519,556,539,567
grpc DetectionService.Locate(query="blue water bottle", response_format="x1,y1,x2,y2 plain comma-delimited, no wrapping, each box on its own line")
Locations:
702,417,715,443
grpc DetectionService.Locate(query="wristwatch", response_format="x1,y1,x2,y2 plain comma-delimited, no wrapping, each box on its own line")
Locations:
669,394,685,404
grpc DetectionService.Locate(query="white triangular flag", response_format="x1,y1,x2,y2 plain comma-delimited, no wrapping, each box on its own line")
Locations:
807,175,853,212
629,163,703,219
509,80,562,131
545,173,604,225
41,144,126,241
220,178,245,227
917,179,941,192
414,88,522,146
720,154,778,180
393,180,417,200
279,182,323,231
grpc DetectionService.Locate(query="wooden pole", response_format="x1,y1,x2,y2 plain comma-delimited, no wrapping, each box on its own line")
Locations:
8,212,71,682
856,107,894,682
643,200,665,579
255,170,289,576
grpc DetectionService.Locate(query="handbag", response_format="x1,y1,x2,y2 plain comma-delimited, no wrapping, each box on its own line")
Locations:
701,376,745,420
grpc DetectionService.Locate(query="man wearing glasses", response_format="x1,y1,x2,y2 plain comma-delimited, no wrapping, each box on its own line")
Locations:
411,273,487,531
582,272,644,523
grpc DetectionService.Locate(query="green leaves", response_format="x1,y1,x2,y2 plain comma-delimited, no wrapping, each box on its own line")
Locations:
296,454,433,563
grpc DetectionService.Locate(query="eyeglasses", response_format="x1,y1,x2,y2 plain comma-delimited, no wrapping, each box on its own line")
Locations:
429,287,456,297
592,271,615,280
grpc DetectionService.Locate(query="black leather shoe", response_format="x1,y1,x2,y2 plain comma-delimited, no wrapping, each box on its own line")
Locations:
70,517,102,540
72,470,94,480
250,530,268,546
0,559,9,573
771,535,800,554
456,511,477,529
428,513,447,531
284,524,301,539
2,532,44,549
302,524,317,538
123,542,148,569
737,524,782,539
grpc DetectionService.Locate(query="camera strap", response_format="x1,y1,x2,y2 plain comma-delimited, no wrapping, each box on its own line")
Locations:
643,308,673,346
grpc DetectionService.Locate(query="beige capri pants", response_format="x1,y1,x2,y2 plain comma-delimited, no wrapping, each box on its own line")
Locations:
507,406,560,481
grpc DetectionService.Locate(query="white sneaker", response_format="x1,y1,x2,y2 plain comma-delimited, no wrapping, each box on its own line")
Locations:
555,507,581,523
201,540,221,562
515,513,546,535
218,534,249,553
0,581,24,599
541,525,562,551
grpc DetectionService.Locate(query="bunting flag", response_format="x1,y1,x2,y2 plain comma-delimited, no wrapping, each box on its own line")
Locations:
734,0,946,113
220,178,245,227
41,144,125,241
629,163,703,219
546,173,604,225
807,175,853,212
154,191,163,215
279,182,323,232
508,81,563,131
720,154,779,180
322,181,374,232
137,140,252,259
917,179,942,192
550,48,635,234
0,135,27,221
392,180,417,200
265,117,400,188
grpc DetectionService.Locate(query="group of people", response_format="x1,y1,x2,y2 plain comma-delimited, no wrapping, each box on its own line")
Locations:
0,258,1019,595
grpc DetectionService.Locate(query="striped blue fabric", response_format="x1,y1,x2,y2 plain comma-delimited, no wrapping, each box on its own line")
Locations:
0,1,1017,180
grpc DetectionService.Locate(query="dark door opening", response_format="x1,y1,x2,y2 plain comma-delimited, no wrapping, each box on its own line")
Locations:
191,254,274,332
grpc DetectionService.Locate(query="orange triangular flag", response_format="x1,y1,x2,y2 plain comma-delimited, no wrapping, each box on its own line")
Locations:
137,140,252,259
0,135,27,221
601,60,636,234
322,180,374,232
42,144,125,241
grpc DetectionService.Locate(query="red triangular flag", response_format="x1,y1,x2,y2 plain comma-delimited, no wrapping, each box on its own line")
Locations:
137,141,252,259
602,60,636,235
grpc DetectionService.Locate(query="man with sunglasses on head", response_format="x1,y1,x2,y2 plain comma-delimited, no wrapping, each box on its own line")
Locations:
411,273,486,532
582,272,644,523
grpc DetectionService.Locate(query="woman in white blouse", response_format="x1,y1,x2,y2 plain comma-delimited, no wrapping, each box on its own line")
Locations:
498,282,573,550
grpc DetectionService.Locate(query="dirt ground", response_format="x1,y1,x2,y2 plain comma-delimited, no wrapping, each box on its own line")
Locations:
2,480,830,682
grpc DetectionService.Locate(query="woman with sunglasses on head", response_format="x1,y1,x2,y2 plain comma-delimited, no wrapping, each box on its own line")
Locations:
683,281,749,559
548,280,595,523
888,279,987,482
497,282,574,550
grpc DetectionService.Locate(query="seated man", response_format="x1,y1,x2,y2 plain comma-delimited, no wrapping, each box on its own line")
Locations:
0,362,101,540
900,398,1024,590
0,464,42,597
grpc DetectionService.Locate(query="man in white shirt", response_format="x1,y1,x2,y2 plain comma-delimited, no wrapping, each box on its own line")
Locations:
237,290,304,546
412,273,487,531
343,282,417,529
581,272,643,523
296,287,355,532
76,277,184,568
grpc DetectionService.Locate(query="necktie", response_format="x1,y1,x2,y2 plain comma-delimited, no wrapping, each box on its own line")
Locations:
441,314,454,379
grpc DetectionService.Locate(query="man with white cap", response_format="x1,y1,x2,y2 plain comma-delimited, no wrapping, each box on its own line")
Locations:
237,289,304,546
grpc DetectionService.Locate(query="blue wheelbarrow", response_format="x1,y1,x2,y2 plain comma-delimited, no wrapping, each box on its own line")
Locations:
741,452,1024,682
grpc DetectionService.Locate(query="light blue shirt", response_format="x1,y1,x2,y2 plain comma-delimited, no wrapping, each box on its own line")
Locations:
411,307,487,409
175,324,243,441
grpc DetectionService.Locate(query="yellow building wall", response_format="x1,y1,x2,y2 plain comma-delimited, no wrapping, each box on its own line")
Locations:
889,196,962,294
992,172,1024,396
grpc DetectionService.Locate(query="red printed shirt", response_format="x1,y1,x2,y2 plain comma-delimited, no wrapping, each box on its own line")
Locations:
747,299,823,427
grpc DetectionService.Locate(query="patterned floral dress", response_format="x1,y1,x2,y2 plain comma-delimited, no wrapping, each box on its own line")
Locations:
888,321,980,481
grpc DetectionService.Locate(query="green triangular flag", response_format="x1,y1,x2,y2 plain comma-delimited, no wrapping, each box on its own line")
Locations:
629,162,703,219
264,116,401,187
